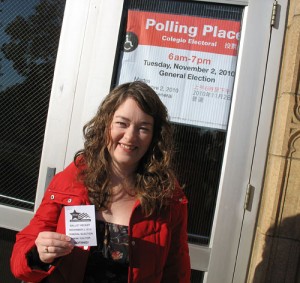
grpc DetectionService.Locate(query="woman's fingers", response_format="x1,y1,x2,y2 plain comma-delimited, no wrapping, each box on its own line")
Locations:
43,244,73,255
40,244,73,263
35,231,74,263
38,231,72,242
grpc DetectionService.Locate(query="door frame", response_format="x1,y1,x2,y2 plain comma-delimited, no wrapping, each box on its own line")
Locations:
233,0,288,282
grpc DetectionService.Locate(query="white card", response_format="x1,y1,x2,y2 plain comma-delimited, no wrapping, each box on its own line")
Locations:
65,205,97,246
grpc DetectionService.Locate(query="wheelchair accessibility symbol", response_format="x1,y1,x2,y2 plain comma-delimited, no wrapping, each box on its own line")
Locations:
124,32,138,52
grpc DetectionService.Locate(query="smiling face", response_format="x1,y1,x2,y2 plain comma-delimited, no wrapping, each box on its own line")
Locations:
108,98,154,175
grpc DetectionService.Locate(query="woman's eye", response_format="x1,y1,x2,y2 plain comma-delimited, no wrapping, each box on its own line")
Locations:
116,122,126,127
140,127,150,132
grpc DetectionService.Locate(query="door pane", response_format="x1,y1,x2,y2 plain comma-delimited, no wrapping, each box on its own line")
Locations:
0,0,66,210
114,0,243,247
173,124,226,245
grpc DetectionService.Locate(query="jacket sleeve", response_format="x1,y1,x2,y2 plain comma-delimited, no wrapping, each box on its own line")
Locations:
10,176,64,283
161,193,191,282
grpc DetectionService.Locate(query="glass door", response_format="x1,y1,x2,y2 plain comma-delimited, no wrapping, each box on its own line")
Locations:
109,0,276,281
0,0,93,231
0,0,66,229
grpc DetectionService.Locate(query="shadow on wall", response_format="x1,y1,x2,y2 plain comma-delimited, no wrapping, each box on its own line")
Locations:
253,214,300,283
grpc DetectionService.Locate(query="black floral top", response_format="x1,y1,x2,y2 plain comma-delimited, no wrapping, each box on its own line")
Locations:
83,220,129,283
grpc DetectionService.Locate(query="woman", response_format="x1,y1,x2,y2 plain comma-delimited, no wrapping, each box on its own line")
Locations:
10,81,190,283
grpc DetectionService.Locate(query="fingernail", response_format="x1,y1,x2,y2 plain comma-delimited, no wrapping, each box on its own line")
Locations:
66,236,71,241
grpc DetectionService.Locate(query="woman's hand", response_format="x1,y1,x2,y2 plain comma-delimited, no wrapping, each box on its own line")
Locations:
35,231,75,264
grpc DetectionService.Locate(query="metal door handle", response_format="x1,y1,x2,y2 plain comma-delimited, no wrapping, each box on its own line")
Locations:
44,167,56,191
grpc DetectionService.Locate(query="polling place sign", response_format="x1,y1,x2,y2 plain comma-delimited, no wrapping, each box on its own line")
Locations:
117,10,241,130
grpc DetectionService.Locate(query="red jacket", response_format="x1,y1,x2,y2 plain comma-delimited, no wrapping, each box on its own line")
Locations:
11,162,191,283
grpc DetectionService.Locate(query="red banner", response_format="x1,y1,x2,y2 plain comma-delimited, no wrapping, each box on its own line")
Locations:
127,11,241,56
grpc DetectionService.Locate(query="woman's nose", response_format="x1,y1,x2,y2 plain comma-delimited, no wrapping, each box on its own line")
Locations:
124,126,136,141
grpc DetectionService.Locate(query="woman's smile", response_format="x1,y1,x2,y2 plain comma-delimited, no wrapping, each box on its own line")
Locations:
119,143,137,151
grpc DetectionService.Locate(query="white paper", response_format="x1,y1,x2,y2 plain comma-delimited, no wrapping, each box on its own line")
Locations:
65,205,97,246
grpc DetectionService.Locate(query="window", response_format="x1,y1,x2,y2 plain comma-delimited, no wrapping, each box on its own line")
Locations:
0,0,66,210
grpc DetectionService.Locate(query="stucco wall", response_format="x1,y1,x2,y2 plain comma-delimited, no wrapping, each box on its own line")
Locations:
247,0,300,282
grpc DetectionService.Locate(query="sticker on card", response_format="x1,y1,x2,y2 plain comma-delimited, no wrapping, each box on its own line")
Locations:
65,205,97,246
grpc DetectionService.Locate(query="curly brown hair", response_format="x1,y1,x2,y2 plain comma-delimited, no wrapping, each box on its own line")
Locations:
75,81,176,215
